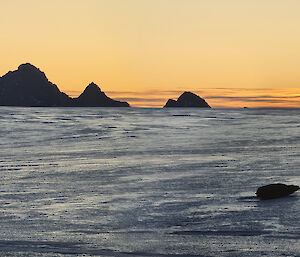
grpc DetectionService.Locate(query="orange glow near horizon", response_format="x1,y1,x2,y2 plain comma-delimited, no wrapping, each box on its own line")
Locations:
1,0,300,108
65,88,300,108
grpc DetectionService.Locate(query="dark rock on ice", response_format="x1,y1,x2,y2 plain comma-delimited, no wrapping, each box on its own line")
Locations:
164,91,211,108
256,183,299,200
0,63,130,107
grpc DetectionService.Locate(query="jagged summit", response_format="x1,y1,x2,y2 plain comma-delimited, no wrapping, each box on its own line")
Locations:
19,63,49,82
18,63,40,71
82,82,102,94
0,63,130,107
164,91,211,108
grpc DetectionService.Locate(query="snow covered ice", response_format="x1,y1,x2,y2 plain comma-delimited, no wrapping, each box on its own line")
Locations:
0,107,299,256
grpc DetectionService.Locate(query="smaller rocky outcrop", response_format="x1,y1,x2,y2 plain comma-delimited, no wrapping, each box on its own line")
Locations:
164,91,211,108
75,82,129,107
256,183,299,200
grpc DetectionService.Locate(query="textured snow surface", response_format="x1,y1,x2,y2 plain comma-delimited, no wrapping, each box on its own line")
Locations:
0,107,299,256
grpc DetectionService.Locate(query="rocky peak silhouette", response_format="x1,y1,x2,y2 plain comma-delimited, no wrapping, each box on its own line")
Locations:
164,91,211,108
83,82,102,93
75,82,129,107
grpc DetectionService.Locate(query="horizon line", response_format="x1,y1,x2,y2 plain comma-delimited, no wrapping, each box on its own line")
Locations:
1,63,300,109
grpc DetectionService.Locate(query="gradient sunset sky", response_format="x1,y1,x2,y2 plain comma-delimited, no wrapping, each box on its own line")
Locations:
1,0,300,108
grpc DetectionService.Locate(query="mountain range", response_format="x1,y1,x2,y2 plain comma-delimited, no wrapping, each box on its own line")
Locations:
0,63,129,107
0,63,211,108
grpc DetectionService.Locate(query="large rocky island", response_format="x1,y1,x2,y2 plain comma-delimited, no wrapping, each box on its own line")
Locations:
164,91,211,108
0,63,129,107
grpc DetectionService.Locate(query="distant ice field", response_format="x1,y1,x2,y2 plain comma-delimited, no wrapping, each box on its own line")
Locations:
0,107,299,256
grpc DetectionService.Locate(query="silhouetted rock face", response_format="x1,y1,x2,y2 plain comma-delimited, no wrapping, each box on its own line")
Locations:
75,82,129,107
256,183,299,200
164,92,211,108
164,99,178,107
0,63,72,106
0,64,130,107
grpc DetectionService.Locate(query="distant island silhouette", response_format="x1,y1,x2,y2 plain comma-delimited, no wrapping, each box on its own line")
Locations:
164,91,211,108
75,82,129,107
0,63,129,107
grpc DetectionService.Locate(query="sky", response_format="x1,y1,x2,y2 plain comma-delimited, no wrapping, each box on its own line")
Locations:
1,0,300,108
